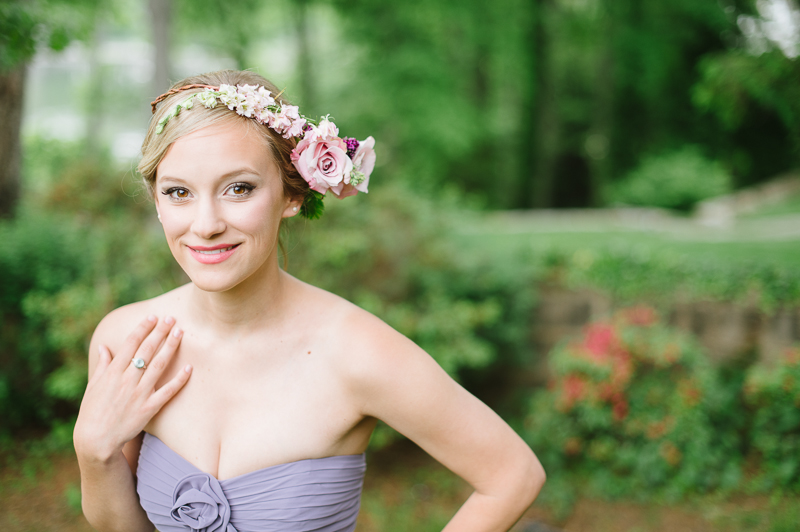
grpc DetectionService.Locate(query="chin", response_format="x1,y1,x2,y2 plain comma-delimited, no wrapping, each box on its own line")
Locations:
185,265,258,291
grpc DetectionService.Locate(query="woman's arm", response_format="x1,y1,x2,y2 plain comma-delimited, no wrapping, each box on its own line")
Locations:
346,313,546,532
77,432,151,532
74,310,192,532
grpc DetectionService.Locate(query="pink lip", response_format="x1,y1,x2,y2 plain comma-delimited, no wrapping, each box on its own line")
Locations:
187,243,240,264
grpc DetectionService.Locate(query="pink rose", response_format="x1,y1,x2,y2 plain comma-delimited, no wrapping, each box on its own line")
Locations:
350,136,376,193
291,137,353,194
329,136,376,198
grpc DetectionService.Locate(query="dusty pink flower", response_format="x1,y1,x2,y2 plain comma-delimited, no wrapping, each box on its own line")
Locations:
291,137,353,194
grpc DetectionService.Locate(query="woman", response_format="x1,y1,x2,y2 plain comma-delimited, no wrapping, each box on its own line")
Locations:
73,70,545,532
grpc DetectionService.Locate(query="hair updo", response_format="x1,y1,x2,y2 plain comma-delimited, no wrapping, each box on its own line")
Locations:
138,70,309,203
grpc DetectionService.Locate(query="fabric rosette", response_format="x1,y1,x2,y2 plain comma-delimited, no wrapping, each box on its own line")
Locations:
170,473,237,532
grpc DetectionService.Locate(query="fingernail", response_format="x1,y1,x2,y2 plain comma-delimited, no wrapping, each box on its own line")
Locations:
184,364,192,373
165,316,175,325
173,328,182,338
147,315,157,322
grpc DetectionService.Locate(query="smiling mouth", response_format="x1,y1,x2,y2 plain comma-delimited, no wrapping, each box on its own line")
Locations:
192,245,238,255
187,243,241,264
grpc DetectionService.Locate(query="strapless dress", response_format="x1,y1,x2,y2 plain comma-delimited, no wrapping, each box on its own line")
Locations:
136,432,367,532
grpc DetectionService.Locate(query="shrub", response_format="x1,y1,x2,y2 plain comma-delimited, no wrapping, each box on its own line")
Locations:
0,138,182,433
744,348,800,491
606,146,732,211
551,246,800,311
523,307,742,498
0,209,181,433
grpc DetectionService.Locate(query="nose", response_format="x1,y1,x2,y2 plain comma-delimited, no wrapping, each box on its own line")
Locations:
190,197,227,240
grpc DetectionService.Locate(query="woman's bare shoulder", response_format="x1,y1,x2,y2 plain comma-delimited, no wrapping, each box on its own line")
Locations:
89,284,192,362
291,277,434,386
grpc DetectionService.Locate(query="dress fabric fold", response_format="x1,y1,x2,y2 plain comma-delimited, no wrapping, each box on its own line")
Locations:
136,432,367,532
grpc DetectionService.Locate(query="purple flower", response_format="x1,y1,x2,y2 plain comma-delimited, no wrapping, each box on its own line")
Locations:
343,137,359,159
171,473,237,532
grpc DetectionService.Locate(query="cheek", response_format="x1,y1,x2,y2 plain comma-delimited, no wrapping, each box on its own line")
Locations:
158,208,191,241
226,196,284,236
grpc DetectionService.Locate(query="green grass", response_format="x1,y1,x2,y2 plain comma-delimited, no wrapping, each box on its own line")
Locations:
453,206,800,271
455,229,800,270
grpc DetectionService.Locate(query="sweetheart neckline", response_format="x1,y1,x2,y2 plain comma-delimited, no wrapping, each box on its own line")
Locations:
142,432,366,483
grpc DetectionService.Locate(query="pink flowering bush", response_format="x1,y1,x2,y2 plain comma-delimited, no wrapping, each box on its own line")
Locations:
524,306,742,498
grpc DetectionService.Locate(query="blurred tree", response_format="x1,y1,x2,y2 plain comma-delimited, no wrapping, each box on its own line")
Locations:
527,0,561,208
0,0,104,218
173,0,318,112
293,0,315,112
327,0,745,208
694,47,800,184
149,0,172,94
174,0,265,71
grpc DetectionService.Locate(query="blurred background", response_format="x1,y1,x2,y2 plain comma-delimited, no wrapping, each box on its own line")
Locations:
2,0,800,530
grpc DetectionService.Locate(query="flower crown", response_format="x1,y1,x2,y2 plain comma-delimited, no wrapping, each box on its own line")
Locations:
150,83,376,219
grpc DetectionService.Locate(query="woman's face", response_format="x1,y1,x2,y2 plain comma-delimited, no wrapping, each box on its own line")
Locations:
154,121,299,292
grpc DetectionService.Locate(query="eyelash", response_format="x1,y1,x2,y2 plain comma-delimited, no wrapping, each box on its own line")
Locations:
161,187,190,201
226,182,255,197
160,183,255,202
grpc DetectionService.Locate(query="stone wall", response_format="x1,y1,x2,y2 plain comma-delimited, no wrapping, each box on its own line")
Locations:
526,286,800,383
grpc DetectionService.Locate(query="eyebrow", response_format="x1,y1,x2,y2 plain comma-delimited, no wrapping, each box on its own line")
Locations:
157,167,261,185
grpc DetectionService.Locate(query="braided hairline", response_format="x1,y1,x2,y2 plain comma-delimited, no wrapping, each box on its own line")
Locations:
150,84,218,114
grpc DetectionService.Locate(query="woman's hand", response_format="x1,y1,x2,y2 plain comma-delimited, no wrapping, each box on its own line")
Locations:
74,315,192,464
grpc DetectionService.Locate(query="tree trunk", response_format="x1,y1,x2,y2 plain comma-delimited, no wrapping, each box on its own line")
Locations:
529,0,561,208
294,0,315,113
149,0,172,95
586,11,615,206
85,23,105,157
0,64,26,219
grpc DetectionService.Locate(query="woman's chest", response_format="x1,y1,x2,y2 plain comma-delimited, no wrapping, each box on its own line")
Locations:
144,333,370,479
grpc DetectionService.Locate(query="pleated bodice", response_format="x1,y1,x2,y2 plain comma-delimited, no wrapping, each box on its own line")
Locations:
136,432,366,532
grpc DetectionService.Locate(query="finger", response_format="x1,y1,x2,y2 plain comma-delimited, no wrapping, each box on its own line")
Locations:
87,345,112,388
139,326,183,389
147,364,192,411
114,315,158,369
128,316,175,372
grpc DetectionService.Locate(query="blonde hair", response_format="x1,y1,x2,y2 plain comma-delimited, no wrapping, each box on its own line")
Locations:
138,70,308,203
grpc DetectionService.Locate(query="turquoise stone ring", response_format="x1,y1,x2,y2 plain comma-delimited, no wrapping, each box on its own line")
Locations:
132,357,147,370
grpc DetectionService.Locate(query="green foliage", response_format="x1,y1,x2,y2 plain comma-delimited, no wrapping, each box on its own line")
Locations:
324,0,767,207
63,482,82,514
523,308,742,498
0,0,105,72
692,48,800,182
300,190,325,220
0,2,37,71
550,246,800,311
745,349,800,491
605,146,732,211
694,49,800,144
0,138,181,433
357,463,465,532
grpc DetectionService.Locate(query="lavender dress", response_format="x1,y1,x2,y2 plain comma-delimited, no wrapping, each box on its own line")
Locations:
136,432,366,532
